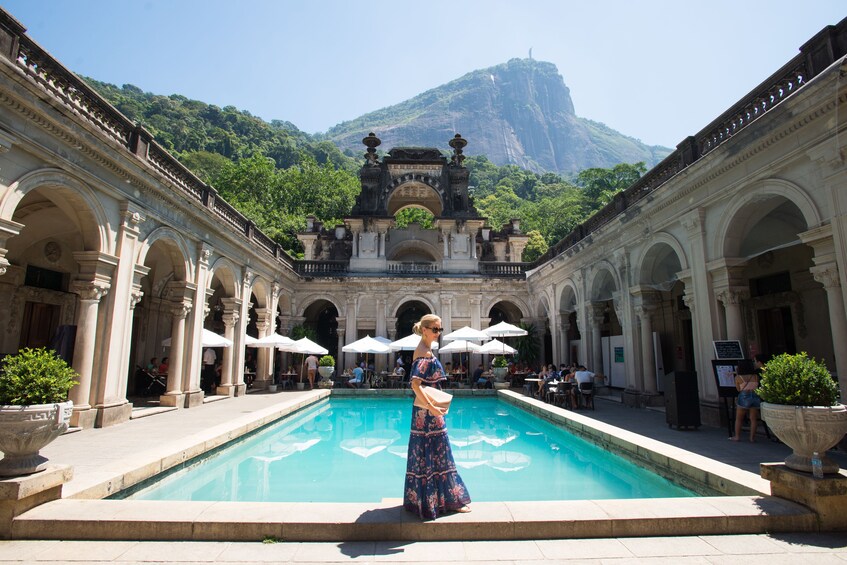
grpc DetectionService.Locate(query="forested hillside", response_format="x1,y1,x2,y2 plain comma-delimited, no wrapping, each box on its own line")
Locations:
86,80,644,260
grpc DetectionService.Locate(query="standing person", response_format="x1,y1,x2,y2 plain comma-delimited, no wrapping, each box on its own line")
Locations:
403,314,471,519
202,347,216,394
305,353,319,389
731,359,761,442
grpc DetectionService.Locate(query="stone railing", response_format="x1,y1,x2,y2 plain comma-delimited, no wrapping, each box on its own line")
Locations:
387,261,440,275
294,260,349,276
0,11,294,271
479,262,530,277
535,17,846,267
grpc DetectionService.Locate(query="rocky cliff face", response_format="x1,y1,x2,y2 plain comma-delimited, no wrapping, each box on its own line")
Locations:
326,59,670,175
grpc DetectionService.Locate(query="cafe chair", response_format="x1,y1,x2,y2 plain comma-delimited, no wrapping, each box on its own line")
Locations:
578,381,595,410
554,381,573,408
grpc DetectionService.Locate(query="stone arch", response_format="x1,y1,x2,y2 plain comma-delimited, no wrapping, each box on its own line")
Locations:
390,295,438,318
386,239,440,262
296,293,344,318
716,178,820,258
385,179,444,217
486,299,528,324
137,226,193,282
587,263,620,301
207,256,241,298
249,276,271,309
558,281,580,313
3,168,108,253
636,234,688,291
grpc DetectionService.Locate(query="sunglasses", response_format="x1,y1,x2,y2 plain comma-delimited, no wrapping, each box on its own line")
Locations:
428,327,443,334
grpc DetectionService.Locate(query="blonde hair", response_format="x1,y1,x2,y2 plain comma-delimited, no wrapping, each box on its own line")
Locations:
412,314,441,336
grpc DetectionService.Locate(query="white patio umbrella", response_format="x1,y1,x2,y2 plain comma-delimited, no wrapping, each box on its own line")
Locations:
484,321,528,338
280,337,329,385
162,328,232,348
389,333,438,351
253,332,295,348
438,339,482,354
438,339,482,372
342,335,392,355
343,335,392,379
373,336,393,346
244,335,260,347
478,339,517,355
442,326,491,342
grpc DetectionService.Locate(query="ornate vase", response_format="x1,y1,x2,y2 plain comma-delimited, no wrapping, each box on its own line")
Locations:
492,367,508,382
760,402,847,474
0,400,73,476
318,366,334,379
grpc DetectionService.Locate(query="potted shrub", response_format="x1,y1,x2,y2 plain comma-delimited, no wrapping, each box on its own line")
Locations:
492,355,509,382
757,352,847,474
0,347,78,476
317,355,335,388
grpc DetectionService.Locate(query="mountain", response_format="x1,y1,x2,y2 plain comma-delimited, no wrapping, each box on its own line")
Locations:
324,59,671,175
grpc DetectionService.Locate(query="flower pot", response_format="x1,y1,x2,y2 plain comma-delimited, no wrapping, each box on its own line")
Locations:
318,366,334,379
492,367,508,382
0,400,73,476
760,402,847,474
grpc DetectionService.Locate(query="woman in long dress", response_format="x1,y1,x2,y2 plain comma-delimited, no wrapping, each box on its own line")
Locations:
403,314,471,519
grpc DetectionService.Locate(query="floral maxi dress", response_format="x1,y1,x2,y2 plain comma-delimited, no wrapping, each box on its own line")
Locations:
403,356,471,519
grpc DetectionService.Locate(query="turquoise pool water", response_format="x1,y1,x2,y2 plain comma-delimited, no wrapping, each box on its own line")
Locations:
123,397,695,502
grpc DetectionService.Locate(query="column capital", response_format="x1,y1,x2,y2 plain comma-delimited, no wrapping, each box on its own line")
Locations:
589,302,606,326
811,264,841,289
129,287,144,310
171,300,192,320
715,288,749,306
71,280,110,302
198,242,214,266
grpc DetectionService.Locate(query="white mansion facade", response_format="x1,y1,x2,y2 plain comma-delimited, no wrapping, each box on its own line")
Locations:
0,10,845,428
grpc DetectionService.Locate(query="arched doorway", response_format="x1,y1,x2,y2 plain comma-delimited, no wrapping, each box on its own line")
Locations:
302,299,339,362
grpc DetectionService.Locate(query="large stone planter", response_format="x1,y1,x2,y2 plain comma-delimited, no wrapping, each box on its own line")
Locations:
0,400,73,477
761,402,847,474
318,366,334,379
492,367,508,382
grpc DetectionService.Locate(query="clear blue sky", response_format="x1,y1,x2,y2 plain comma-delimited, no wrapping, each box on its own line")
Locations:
3,1,844,147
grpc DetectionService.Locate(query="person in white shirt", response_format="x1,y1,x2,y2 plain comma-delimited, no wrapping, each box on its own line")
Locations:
305,354,319,389
574,365,594,385
202,348,217,393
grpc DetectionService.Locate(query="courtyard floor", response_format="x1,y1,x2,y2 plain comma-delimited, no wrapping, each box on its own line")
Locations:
2,389,846,563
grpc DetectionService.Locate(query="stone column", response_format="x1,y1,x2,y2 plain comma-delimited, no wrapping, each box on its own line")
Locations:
336,327,345,371
254,308,273,390
0,218,23,277
217,298,240,396
160,300,191,407
185,243,213,407
560,317,571,366
589,303,605,375
634,302,659,394
440,294,453,336
716,288,748,342
811,264,847,399
92,204,144,427
470,296,482,330
69,280,110,429
375,296,387,372
345,297,357,370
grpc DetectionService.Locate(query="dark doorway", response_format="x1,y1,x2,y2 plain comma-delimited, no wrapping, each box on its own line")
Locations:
757,306,796,355
19,301,60,350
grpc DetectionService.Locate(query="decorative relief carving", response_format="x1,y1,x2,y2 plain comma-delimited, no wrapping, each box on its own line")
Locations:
72,282,110,302
44,241,61,263
811,265,840,289
171,302,192,319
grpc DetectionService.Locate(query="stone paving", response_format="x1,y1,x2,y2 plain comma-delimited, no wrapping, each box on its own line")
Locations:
2,389,846,562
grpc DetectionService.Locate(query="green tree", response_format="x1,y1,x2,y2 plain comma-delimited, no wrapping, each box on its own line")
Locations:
576,162,646,208
394,207,435,229
521,230,548,262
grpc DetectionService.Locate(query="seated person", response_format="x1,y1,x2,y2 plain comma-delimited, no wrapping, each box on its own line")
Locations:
472,363,490,389
147,357,159,374
347,365,365,388
392,359,406,379
158,357,169,374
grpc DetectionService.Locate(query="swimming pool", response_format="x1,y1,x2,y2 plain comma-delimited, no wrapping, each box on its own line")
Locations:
121,397,695,503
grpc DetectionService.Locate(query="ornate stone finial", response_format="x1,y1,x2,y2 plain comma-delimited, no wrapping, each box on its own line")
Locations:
362,132,381,166
449,133,467,166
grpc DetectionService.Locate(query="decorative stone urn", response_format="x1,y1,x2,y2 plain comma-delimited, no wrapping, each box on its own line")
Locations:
0,401,73,476
492,367,508,382
761,403,847,473
318,366,334,379
317,379,334,389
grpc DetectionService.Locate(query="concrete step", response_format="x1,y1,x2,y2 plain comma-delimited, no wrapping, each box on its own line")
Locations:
11,496,816,542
